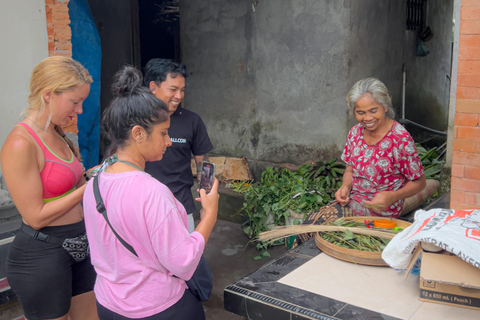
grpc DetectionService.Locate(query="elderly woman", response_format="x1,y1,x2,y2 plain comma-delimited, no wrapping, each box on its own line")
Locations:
297,78,426,245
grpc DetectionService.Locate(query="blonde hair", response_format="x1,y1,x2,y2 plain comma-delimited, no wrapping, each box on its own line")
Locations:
26,56,92,117
346,78,395,118
25,56,92,161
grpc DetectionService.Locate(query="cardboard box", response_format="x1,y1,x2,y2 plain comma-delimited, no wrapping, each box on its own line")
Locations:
417,249,480,310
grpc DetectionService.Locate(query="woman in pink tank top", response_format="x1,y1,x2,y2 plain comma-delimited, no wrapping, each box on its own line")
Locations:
1,56,99,320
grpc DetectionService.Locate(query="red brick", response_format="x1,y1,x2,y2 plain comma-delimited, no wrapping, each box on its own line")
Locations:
453,138,480,153
458,60,480,74
45,8,53,21
458,74,480,87
53,5,69,13
460,20,480,35
462,6,480,20
56,35,71,43
460,35,480,48
450,189,466,203
465,192,480,206
465,166,480,180
459,45,480,60
53,20,71,29
53,11,70,20
454,112,480,126
54,43,72,51
58,0,70,8
452,150,480,165
461,0,480,6
63,116,78,134
452,164,465,177
456,99,480,113
54,28,71,36
450,201,480,210
450,190,465,203
457,126,480,140
457,86,480,99
451,177,480,192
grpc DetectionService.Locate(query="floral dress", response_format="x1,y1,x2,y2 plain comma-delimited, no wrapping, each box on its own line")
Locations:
341,121,424,218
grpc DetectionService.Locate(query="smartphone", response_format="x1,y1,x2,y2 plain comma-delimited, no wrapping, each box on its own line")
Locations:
199,161,216,194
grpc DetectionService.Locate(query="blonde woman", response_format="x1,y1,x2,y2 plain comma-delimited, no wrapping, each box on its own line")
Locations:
1,56,98,319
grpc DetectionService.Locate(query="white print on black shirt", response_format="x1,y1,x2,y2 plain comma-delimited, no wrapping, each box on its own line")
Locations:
171,138,187,143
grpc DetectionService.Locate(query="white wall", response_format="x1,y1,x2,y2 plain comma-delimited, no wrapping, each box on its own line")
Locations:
0,0,48,152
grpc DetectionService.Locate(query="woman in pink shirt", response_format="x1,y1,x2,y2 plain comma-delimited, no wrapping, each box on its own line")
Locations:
82,66,219,319
297,78,426,245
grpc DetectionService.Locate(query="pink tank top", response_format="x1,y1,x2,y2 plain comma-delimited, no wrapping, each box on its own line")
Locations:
18,123,83,202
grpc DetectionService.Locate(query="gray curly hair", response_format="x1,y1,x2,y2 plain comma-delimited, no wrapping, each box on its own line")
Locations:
346,78,395,119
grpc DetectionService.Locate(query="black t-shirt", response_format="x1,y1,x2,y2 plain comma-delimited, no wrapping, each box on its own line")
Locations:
145,107,213,213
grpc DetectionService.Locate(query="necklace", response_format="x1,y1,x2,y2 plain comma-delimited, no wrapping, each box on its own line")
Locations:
25,117,67,144
105,154,145,172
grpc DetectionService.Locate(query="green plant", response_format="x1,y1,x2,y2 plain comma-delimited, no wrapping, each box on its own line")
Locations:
240,158,345,258
415,142,446,181
225,180,252,193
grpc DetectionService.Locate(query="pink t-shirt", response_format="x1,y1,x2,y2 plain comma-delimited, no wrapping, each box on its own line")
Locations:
83,170,205,318
341,121,424,218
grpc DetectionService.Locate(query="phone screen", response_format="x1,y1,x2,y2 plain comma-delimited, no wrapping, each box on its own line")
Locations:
199,162,216,194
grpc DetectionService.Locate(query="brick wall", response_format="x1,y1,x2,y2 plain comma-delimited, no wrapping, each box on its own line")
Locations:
45,0,78,134
45,0,71,57
451,0,480,210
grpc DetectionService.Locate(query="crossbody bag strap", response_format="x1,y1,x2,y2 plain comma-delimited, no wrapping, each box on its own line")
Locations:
92,174,138,257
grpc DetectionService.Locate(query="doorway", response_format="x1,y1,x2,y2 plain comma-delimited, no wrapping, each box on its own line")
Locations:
139,0,180,68
87,0,180,160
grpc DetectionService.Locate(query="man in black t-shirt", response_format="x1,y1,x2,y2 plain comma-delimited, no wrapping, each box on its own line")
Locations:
143,59,213,232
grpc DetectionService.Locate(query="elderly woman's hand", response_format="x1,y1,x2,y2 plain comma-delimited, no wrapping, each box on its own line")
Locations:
363,191,395,213
335,185,350,206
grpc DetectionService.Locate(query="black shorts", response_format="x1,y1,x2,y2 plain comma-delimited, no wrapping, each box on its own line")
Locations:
6,221,96,320
97,289,205,320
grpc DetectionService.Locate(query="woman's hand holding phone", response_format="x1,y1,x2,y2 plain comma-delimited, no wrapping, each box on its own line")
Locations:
194,178,219,243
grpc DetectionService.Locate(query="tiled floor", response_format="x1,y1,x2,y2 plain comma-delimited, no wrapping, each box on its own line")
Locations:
0,191,457,319
224,238,480,320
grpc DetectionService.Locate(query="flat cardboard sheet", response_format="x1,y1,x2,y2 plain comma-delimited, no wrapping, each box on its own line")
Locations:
278,253,480,319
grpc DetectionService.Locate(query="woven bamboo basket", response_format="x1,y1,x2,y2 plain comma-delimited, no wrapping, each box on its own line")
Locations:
314,216,411,267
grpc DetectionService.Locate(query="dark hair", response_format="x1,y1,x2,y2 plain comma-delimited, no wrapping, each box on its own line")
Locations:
102,66,169,156
143,58,189,87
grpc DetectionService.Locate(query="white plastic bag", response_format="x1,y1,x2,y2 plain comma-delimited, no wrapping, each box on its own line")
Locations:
382,208,480,270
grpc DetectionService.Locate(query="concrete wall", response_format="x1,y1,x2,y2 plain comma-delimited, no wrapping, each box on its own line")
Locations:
180,0,453,168
403,0,454,134
0,0,49,153
347,1,406,125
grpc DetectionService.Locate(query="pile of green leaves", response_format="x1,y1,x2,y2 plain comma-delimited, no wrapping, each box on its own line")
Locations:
241,159,345,250
241,143,443,258
319,219,395,252
415,142,446,180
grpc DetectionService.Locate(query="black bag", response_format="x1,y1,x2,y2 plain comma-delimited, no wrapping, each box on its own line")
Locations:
185,255,213,302
92,173,213,302
20,223,89,262
62,234,90,262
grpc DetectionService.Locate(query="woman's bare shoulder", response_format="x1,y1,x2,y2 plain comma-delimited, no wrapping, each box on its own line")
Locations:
1,125,37,162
